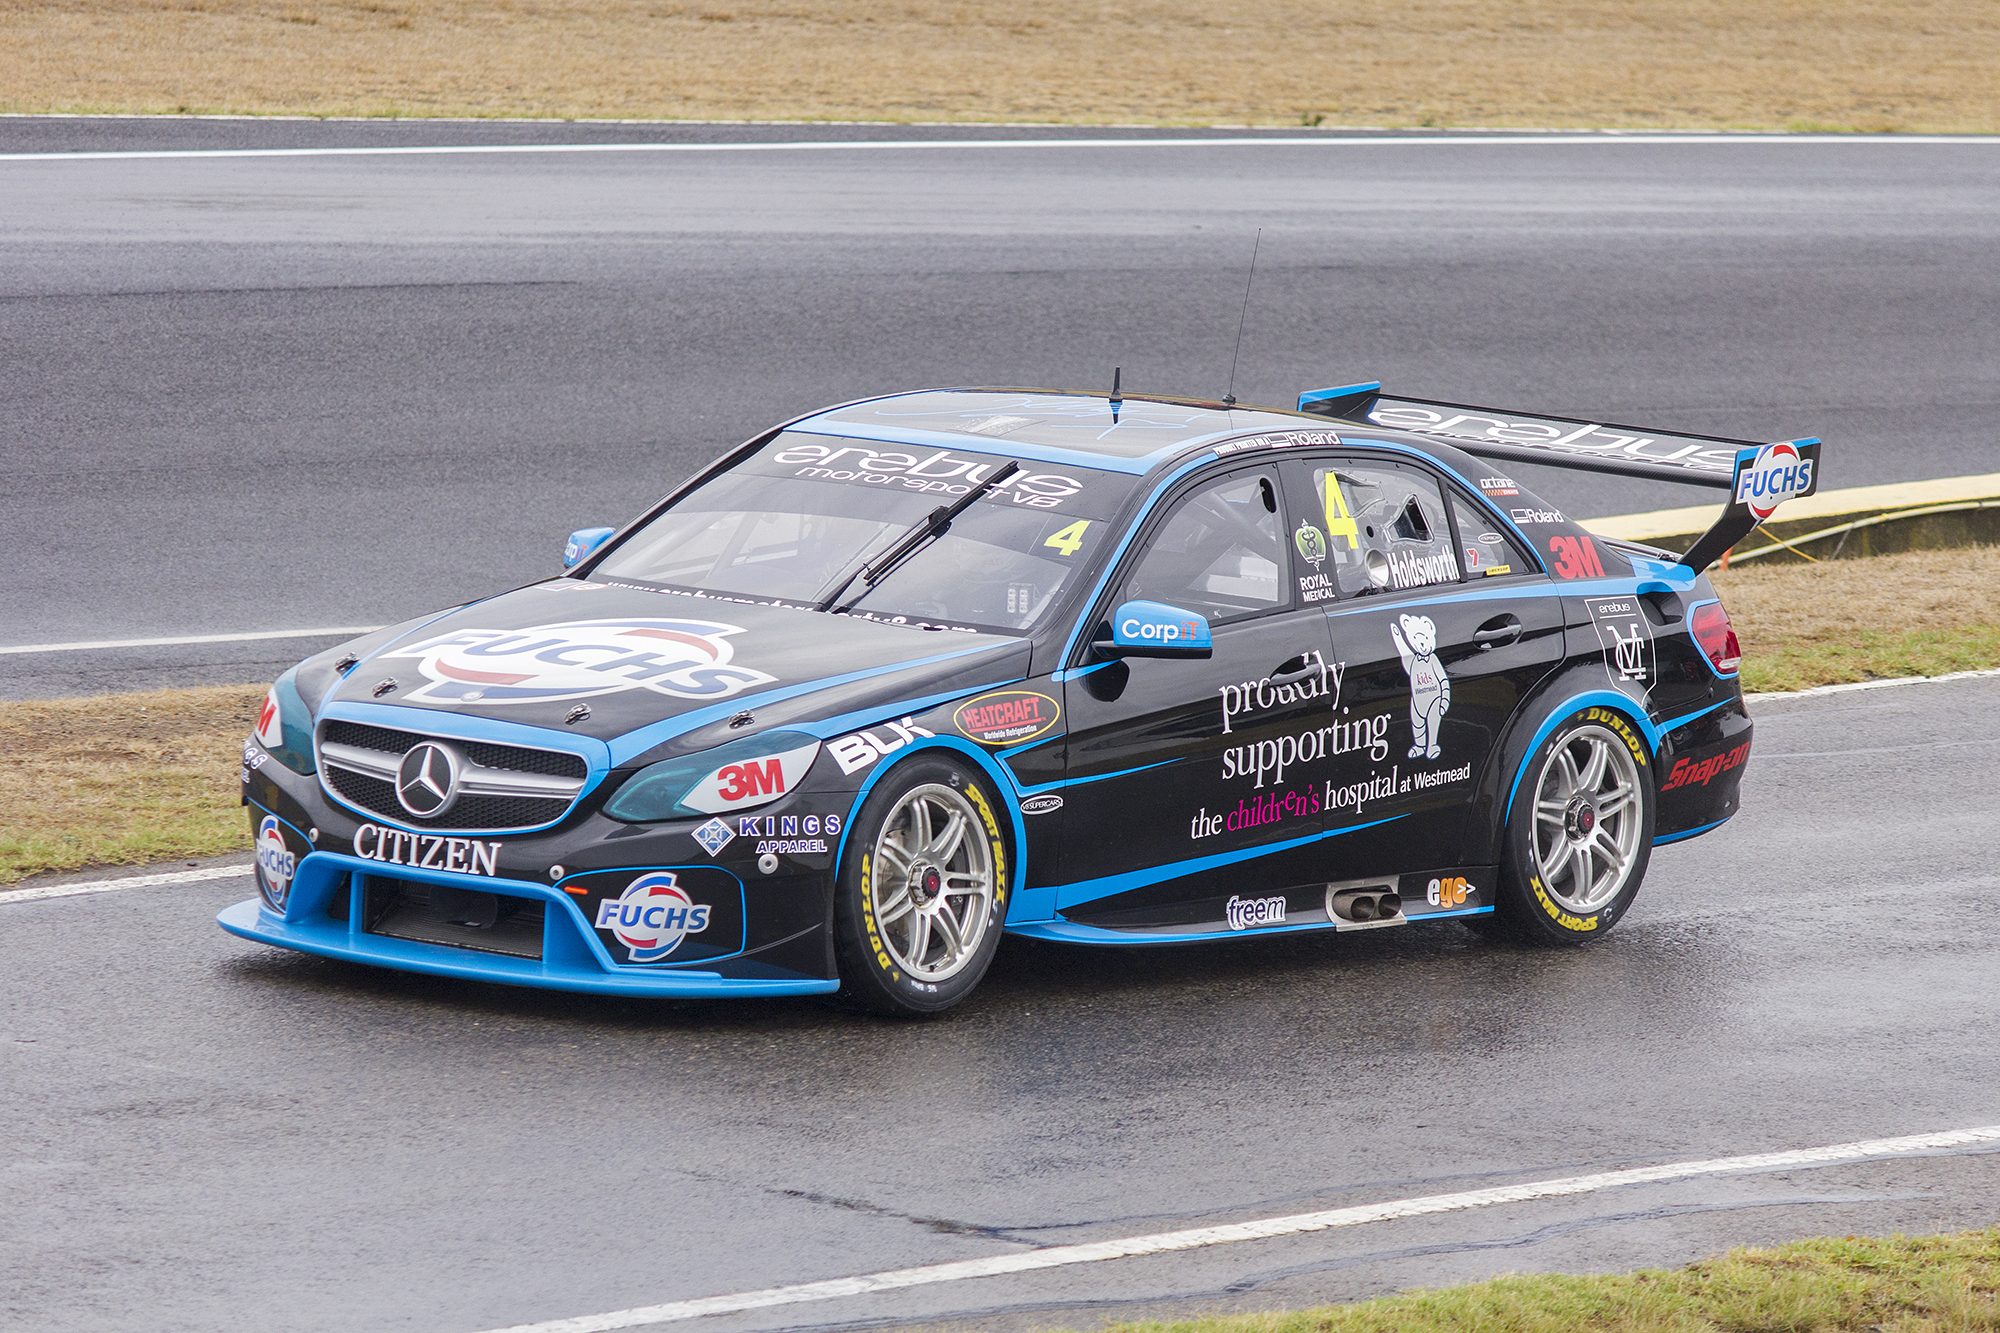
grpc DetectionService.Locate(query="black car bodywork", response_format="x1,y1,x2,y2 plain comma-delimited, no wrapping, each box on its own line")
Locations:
223,384,1818,1002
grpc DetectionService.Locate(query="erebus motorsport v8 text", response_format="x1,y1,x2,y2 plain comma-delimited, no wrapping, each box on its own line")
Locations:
223,382,1815,1015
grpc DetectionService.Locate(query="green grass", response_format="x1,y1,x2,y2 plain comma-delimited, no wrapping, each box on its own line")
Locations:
1098,1229,2000,1333
1737,624,2000,694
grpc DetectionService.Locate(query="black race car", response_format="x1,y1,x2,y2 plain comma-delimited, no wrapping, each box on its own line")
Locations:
224,383,1819,1014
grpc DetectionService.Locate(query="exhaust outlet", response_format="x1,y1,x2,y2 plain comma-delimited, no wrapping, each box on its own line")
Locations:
1326,882,1410,930
1377,892,1401,918
1348,894,1377,922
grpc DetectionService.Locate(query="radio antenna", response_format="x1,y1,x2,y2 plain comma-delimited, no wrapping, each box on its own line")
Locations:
1109,365,1122,421
1222,229,1262,407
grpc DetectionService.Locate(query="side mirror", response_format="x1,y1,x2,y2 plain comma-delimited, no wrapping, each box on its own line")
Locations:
1100,600,1214,659
563,526,616,570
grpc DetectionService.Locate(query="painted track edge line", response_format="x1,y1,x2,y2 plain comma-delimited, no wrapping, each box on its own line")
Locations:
1745,665,2000,703
0,625,380,655
4,133,1999,163
474,1123,2000,1333
2,863,250,904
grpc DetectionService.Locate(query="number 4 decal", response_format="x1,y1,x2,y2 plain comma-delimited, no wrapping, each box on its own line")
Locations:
1547,534,1605,580
1042,519,1091,557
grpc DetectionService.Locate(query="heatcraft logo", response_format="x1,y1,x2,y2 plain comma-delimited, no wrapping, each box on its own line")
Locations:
379,618,774,705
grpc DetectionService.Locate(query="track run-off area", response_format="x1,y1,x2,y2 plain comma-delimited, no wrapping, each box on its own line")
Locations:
4,122,1999,1329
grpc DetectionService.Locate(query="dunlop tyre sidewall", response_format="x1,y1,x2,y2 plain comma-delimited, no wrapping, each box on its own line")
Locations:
832,756,1010,1017
1497,707,1655,946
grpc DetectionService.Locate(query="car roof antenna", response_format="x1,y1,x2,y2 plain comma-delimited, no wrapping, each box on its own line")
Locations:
1222,228,1262,408
1109,365,1122,422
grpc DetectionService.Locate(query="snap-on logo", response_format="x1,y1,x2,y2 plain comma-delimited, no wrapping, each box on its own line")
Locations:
953,690,1061,746
1734,442,1815,521
594,872,711,962
379,618,774,705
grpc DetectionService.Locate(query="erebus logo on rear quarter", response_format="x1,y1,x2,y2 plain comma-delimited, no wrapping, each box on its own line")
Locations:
954,690,1061,746
380,618,774,705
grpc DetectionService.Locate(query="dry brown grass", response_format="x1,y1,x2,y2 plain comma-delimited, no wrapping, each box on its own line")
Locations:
0,548,1994,884
2,1,1997,129
1713,544,2000,691
0,684,262,884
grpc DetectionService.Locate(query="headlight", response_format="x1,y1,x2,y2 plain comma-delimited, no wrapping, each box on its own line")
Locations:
605,731,821,824
253,668,316,775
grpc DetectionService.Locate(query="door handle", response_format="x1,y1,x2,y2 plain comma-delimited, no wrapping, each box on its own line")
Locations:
1267,653,1322,686
1473,615,1523,649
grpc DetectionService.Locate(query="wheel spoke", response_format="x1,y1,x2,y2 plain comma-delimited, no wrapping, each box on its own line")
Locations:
1567,843,1592,897
905,910,932,965
1578,740,1610,792
876,886,914,926
1553,747,1582,795
942,872,985,893
907,799,933,851
931,906,965,960
926,810,969,866
1597,784,1636,818
875,840,912,882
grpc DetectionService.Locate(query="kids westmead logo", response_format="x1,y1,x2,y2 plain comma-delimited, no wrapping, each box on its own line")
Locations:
1391,614,1451,760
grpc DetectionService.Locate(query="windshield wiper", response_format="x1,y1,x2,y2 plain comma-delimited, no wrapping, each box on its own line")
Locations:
813,460,1022,614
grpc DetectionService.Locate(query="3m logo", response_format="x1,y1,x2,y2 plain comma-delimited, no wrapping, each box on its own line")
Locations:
1547,535,1606,580
717,758,784,803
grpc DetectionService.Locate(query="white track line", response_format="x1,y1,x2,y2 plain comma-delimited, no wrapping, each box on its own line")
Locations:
1746,665,2000,703
479,1122,2000,1333
0,626,378,655
2,133,1997,164
2,863,249,904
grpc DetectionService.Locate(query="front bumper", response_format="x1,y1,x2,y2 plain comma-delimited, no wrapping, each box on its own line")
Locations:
218,851,838,998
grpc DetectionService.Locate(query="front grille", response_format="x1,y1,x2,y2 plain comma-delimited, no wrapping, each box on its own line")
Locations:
318,719,588,832
361,876,545,959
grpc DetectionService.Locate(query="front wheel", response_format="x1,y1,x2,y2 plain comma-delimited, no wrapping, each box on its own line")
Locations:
1493,708,1655,944
832,757,1010,1016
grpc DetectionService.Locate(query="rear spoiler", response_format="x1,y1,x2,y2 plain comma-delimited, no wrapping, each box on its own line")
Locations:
1297,382,1821,572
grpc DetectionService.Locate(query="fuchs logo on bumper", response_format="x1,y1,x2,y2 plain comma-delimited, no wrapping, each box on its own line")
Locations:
379,618,774,705
1733,441,1817,520
255,815,296,911
954,690,1060,746
595,872,711,962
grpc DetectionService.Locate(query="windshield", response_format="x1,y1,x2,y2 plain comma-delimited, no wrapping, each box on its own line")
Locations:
593,432,1138,633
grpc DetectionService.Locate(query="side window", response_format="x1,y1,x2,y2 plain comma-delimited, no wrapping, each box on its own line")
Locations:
1122,471,1287,624
1449,491,1535,579
1309,459,1461,595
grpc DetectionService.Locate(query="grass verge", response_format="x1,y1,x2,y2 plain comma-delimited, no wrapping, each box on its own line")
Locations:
2,1,1997,130
1,547,1993,886
1095,1228,2000,1332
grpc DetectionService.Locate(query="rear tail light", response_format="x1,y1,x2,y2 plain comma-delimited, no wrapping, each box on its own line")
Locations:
1691,601,1741,675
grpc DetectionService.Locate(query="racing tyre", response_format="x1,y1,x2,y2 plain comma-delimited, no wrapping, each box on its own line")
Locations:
832,756,1010,1017
1492,707,1655,945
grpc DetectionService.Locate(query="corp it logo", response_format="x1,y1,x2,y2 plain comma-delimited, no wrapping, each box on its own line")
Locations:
380,618,775,706
594,872,711,962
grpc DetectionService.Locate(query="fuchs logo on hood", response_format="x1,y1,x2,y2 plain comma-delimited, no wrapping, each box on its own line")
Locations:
595,872,711,962
379,618,775,705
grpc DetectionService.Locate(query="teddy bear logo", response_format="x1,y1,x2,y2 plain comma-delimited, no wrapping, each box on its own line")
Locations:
1391,613,1451,760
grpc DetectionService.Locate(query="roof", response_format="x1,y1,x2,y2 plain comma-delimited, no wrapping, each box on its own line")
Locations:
790,389,1317,475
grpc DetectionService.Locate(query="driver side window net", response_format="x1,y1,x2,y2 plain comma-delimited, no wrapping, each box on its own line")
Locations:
1124,472,1285,623
1311,460,1461,595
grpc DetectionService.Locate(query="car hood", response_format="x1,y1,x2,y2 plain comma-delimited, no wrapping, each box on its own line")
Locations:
326,580,1030,762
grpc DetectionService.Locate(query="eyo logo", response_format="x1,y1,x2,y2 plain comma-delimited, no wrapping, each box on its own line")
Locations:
379,618,774,706
1734,442,1816,520
677,741,821,814
595,872,710,962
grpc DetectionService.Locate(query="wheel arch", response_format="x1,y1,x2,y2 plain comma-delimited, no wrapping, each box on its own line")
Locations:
1493,674,1664,838
829,737,1029,915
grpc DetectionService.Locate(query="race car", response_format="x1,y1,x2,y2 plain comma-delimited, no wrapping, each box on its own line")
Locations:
223,383,1820,1015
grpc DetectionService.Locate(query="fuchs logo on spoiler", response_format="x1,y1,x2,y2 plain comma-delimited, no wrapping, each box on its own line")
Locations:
1733,441,1817,520
1370,403,1740,474
379,618,774,705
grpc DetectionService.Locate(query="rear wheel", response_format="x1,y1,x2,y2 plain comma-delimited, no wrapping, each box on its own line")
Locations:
832,757,1010,1016
1493,708,1654,944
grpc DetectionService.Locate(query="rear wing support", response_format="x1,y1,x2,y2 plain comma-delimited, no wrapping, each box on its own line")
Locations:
1297,383,1822,572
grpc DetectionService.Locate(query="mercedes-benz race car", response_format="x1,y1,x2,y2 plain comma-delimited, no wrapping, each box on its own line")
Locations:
223,383,1820,1015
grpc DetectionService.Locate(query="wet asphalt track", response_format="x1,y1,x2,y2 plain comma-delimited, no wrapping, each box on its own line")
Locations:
5,673,2000,1332
3,121,1999,696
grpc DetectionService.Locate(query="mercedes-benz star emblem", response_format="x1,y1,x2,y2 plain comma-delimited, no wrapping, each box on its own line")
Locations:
395,741,462,818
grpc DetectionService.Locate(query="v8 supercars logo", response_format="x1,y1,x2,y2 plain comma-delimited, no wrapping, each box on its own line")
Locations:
595,872,711,962
380,618,774,705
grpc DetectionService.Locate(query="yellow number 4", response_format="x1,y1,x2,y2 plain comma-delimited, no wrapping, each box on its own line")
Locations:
1042,520,1091,557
